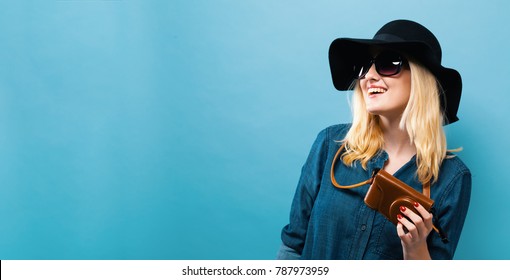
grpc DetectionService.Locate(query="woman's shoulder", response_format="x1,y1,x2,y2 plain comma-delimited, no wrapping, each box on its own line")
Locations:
318,123,352,141
438,153,471,188
442,153,471,176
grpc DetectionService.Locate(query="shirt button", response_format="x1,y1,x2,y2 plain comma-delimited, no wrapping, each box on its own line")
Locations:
361,224,367,231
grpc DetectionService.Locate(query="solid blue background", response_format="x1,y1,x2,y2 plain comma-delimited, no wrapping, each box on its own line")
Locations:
0,0,508,259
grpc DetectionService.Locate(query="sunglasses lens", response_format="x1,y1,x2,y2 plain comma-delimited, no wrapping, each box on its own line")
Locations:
355,58,373,79
375,52,403,76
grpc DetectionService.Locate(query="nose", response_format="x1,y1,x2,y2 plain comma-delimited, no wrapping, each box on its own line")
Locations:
363,64,380,80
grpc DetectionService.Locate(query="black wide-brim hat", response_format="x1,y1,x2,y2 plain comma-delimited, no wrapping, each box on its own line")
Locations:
329,19,462,125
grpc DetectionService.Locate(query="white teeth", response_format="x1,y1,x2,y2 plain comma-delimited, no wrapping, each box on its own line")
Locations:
368,88,387,94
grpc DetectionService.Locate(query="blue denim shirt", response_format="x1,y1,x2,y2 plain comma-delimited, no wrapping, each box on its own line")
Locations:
278,124,471,260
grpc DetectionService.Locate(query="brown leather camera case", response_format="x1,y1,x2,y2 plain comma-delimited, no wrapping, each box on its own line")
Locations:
364,169,434,225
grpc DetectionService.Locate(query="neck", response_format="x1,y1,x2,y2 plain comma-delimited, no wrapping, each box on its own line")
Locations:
378,116,416,156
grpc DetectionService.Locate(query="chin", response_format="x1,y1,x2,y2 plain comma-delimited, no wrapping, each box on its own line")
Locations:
366,108,383,115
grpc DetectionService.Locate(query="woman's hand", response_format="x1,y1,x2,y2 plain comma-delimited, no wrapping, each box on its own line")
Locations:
396,202,433,260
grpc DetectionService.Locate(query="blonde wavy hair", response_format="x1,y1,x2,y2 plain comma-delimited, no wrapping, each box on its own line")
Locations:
342,60,449,184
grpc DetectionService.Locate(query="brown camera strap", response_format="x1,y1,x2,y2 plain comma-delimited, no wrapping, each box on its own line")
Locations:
330,142,431,197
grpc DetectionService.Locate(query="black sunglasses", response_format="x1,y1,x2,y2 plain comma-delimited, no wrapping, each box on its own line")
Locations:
355,51,407,79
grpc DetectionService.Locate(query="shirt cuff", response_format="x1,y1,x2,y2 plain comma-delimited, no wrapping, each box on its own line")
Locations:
276,243,301,260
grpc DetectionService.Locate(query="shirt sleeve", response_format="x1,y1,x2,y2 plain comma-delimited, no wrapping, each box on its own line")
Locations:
277,127,331,259
428,168,472,259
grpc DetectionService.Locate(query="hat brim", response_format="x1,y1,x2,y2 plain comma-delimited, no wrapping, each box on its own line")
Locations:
328,38,462,124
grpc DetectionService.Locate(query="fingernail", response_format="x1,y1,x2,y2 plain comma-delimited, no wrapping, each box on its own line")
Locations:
414,201,419,207
397,214,403,220
400,206,406,212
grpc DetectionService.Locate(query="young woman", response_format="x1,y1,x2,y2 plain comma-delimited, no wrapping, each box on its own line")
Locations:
277,20,471,260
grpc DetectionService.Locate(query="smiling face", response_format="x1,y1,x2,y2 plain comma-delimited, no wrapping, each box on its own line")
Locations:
359,51,411,122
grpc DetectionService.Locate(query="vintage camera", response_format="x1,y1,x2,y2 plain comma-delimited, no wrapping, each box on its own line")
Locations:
364,169,434,225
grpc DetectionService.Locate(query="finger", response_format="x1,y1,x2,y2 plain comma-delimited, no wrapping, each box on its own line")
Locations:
397,213,417,236
396,222,411,242
400,205,432,237
399,206,422,225
412,202,434,229
412,202,433,221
